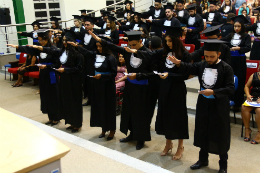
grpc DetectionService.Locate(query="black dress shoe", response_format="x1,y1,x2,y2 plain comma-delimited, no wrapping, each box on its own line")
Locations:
190,160,209,170
51,121,60,126
120,134,133,142
82,100,91,106
66,126,74,130
45,121,52,125
219,169,227,173
99,134,105,138
136,141,145,150
71,128,81,133
107,136,114,141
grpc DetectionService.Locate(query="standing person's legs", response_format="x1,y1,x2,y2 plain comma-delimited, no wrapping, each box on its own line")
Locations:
190,148,209,170
219,152,228,170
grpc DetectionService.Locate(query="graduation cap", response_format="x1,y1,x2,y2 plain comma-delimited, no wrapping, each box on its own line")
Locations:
31,21,40,27
176,0,185,4
138,22,150,31
163,26,182,37
72,15,81,20
124,31,142,41
154,0,162,3
36,29,50,38
164,3,174,10
50,16,60,22
79,9,87,14
124,0,133,5
64,29,78,41
201,24,223,37
107,15,117,22
133,12,141,16
96,16,103,21
98,35,113,42
187,3,196,10
103,11,111,17
208,0,218,5
231,15,249,24
198,39,227,51
83,16,97,24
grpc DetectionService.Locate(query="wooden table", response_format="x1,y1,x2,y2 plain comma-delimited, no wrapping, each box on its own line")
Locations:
0,107,70,173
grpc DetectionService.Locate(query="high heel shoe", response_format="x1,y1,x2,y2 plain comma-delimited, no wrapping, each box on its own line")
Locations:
71,127,81,133
45,120,52,125
251,131,260,144
66,126,74,130
99,134,106,138
244,128,252,142
160,143,173,156
51,121,60,126
172,147,184,160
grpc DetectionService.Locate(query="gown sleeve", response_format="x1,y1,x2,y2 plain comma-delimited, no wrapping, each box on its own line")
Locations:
221,44,231,65
213,64,235,98
192,18,204,34
77,45,95,57
111,30,119,45
20,32,33,38
191,46,204,62
64,52,84,74
42,47,61,57
102,39,126,55
239,34,251,54
211,13,222,26
151,19,164,27
94,28,106,34
100,55,117,81
17,46,40,56
178,61,203,76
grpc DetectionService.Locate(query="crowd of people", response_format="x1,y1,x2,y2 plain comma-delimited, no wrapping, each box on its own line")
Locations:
6,0,260,172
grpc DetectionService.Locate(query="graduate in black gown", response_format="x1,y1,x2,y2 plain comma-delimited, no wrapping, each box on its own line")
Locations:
141,0,166,37
113,0,134,22
168,39,234,173
139,22,151,48
221,15,251,108
88,30,153,150
246,9,260,60
146,3,181,33
202,0,222,27
29,30,84,132
18,21,41,45
8,29,60,126
95,11,110,29
79,16,99,106
219,0,236,23
70,15,85,33
118,12,143,31
68,36,117,140
191,24,231,64
181,4,204,50
174,0,190,25
154,26,191,160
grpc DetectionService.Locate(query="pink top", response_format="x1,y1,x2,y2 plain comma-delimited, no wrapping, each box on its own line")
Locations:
115,66,126,81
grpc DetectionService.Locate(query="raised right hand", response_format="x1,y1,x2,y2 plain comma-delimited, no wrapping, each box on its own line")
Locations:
6,44,18,49
167,56,181,65
88,30,101,43
67,41,78,47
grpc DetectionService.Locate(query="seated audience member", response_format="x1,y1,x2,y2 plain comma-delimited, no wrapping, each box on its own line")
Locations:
12,54,38,87
238,2,252,16
115,54,127,91
235,0,247,9
241,72,260,144
241,9,253,25
202,2,210,13
221,13,236,37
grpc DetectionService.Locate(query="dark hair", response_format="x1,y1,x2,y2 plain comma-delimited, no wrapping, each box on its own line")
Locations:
150,36,162,50
141,27,149,38
51,21,61,29
38,31,53,47
163,35,186,60
106,19,117,32
242,9,248,16
134,14,141,23
124,3,133,13
96,42,114,57
227,13,235,22
229,21,246,40
224,0,232,11
118,54,125,67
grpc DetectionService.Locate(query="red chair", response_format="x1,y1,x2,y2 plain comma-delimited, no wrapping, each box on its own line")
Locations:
119,34,124,37
29,71,40,85
245,60,260,84
8,53,28,81
183,44,195,53
236,9,239,15
200,41,205,47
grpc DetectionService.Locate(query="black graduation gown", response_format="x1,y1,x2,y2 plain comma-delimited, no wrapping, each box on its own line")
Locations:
178,60,234,154
182,14,204,50
150,17,181,35
42,47,84,128
142,7,166,37
222,33,251,106
79,30,98,99
94,28,119,45
156,49,191,140
246,23,260,60
20,31,40,45
141,37,151,48
70,26,85,43
203,11,222,26
16,45,59,121
175,9,190,24
191,43,231,64
77,46,117,131
115,9,134,20
102,39,153,141
219,6,236,23
119,22,141,31
95,20,107,29
221,23,233,38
